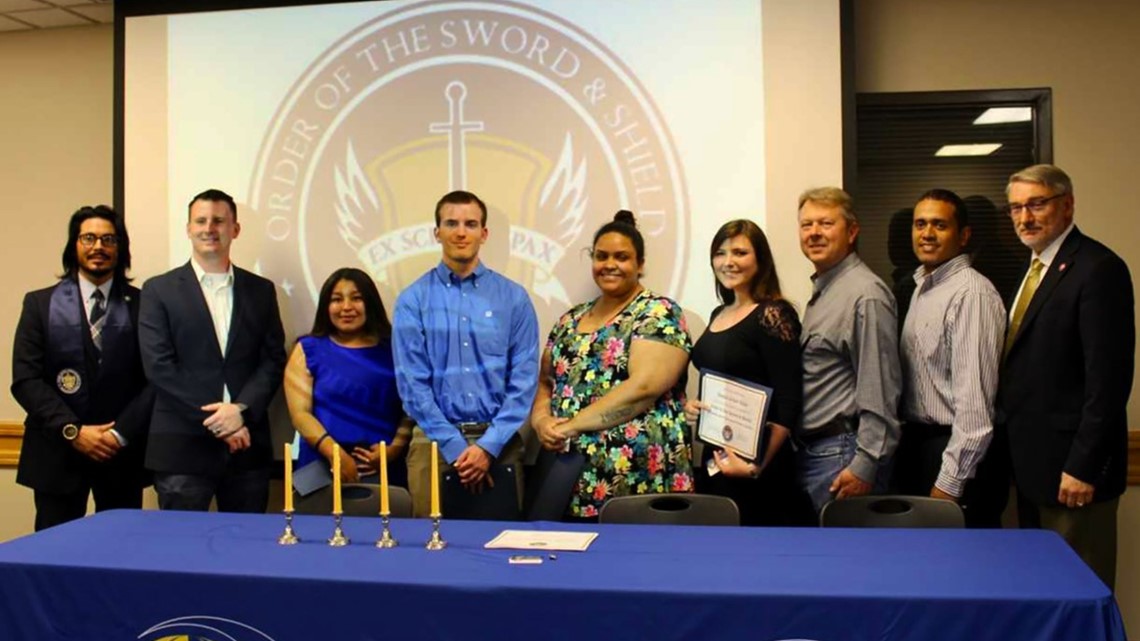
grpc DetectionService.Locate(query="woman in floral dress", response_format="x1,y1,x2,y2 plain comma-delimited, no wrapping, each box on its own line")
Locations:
531,210,694,519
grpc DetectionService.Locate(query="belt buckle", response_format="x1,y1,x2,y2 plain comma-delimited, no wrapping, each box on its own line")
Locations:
457,422,487,436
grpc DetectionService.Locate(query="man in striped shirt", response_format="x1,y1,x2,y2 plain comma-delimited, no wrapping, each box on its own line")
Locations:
894,189,1007,527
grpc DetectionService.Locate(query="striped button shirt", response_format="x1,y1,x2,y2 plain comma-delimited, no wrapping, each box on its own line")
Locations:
900,254,1005,497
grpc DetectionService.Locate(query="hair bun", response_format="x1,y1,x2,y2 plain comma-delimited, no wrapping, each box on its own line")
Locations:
613,209,637,226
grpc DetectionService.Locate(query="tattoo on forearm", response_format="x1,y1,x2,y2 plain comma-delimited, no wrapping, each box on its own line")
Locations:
599,406,636,426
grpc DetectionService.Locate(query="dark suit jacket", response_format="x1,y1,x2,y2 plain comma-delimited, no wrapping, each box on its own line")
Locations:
998,227,1134,506
11,278,153,494
139,262,286,477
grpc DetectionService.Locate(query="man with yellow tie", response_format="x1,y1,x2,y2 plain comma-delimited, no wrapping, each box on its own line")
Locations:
998,164,1133,589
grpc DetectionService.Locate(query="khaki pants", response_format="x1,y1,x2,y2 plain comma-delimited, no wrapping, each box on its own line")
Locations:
1019,495,1119,589
406,426,524,518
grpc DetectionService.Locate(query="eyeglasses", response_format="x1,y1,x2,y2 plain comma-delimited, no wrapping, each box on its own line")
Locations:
78,233,119,248
1005,194,1065,217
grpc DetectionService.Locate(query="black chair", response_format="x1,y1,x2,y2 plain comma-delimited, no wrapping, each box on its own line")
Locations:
819,495,965,528
294,484,413,518
598,493,740,526
442,465,522,521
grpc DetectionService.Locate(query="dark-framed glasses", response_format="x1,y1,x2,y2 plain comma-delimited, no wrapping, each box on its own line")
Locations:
1005,193,1065,217
78,233,119,248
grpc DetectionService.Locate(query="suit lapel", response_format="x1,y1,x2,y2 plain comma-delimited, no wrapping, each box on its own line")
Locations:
177,262,224,360
225,268,246,360
1011,228,1082,349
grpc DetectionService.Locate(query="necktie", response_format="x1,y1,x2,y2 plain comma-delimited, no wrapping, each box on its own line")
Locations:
89,289,106,325
90,289,107,355
1003,258,1043,358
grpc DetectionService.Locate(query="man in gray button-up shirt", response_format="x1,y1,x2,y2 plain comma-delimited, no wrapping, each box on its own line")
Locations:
797,187,901,514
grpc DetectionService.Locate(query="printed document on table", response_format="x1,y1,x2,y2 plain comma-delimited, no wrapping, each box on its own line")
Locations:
484,530,599,552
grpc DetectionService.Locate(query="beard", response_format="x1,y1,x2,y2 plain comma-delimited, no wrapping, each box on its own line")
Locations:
79,252,116,279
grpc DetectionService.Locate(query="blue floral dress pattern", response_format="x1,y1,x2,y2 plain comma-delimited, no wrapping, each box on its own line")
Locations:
546,290,694,518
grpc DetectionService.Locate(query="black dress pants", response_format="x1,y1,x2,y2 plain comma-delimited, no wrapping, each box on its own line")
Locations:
34,475,142,531
892,423,1010,528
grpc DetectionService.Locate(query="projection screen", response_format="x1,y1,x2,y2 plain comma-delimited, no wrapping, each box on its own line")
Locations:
121,0,847,340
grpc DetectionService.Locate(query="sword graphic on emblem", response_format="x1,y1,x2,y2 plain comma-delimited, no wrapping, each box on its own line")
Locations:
344,81,585,307
428,81,485,191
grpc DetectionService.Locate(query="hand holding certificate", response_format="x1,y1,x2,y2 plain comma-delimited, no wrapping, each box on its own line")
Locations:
696,370,772,461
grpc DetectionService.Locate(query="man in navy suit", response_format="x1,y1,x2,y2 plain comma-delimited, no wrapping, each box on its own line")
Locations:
139,189,286,512
12,205,153,530
999,164,1133,589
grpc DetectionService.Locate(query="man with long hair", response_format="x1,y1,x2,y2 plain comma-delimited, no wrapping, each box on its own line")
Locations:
12,205,153,530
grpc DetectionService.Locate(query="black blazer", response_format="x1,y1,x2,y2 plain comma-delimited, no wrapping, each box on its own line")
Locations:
139,262,286,477
998,228,1134,507
11,278,153,494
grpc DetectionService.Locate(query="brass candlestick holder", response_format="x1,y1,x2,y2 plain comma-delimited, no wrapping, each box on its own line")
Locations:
425,515,447,550
328,513,350,547
278,510,299,545
375,514,398,548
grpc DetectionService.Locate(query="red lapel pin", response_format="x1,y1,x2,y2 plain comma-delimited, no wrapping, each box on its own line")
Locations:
1058,263,1067,272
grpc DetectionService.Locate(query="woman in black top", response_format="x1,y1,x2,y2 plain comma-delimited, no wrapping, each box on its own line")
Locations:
684,219,814,526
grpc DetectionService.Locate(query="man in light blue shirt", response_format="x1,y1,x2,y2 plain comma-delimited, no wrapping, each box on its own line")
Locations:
393,190,539,517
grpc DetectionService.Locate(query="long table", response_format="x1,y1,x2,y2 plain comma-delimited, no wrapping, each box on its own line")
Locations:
0,509,1124,641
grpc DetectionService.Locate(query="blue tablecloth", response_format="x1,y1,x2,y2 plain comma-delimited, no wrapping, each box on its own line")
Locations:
0,509,1124,641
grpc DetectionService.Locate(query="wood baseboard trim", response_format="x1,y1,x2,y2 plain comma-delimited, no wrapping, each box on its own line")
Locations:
1128,430,1140,486
0,422,24,467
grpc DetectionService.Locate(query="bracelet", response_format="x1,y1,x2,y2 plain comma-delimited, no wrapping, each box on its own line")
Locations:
314,433,332,451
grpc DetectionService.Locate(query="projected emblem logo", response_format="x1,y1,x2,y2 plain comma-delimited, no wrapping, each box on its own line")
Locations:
137,615,277,641
247,0,688,332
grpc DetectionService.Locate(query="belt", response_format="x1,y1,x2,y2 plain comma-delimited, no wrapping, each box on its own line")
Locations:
797,417,852,444
902,421,952,437
457,422,491,437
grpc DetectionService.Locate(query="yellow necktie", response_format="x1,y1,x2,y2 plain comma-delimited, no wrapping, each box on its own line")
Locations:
1004,258,1044,358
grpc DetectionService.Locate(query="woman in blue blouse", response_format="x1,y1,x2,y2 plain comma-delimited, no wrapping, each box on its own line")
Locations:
284,268,410,487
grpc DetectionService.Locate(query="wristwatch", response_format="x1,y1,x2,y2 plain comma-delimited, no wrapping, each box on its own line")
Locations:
62,423,81,441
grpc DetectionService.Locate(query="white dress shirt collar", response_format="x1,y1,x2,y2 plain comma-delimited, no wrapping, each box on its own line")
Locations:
77,274,113,312
1033,221,1076,269
190,257,234,285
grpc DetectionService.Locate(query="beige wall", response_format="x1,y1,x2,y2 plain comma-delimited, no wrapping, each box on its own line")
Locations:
0,25,115,540
855,0,1140,631
0,25,114,419
0,24,119,538
763,0,844,309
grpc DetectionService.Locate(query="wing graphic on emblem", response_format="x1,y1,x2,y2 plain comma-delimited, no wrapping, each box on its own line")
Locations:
539,132,588,247
333,140,381,251
530,132,587,305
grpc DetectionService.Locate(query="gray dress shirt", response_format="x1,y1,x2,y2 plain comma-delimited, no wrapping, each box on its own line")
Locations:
801,252,901,482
